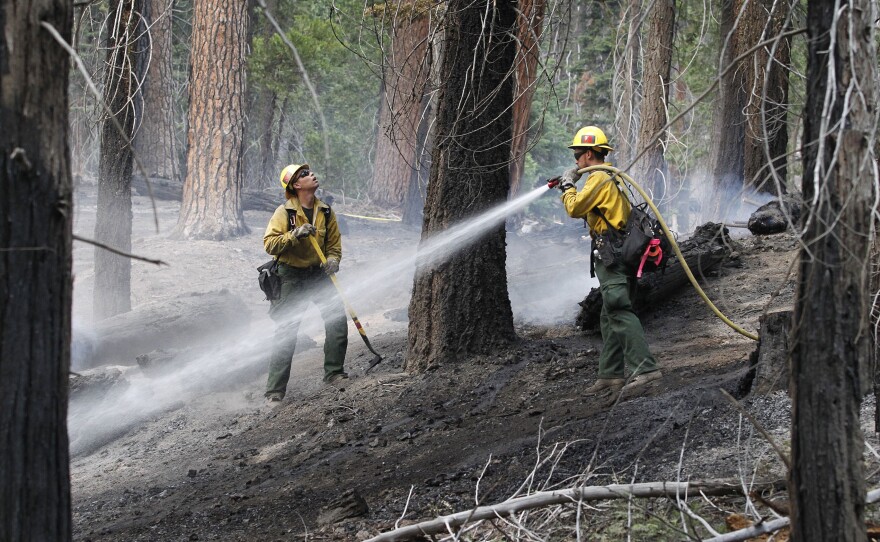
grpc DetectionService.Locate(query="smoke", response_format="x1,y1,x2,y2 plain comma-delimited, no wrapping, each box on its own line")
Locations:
67,185,594,455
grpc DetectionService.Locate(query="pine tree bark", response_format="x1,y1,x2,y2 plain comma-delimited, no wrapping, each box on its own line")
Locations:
176,0,249,240
709,0,745,220
789,1,878,540
134,0,177,180
369,8,431,206
635,0,675,207
741,0,791,195
243,0,279,190
612,0,641,167
0,0,73,539
508,0,546,197
405,0,518,372
94,0,143,320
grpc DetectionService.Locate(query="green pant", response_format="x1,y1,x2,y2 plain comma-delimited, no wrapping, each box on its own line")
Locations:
266,264,348,398
594,260,658,378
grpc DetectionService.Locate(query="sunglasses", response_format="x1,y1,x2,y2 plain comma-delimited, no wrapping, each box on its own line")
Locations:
298,169,311,179
573,150,587,160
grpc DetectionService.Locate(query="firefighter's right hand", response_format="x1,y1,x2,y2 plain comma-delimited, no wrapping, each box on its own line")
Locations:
292,223,316,239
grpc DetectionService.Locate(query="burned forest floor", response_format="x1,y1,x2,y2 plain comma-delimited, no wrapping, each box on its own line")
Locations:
69,181,880,541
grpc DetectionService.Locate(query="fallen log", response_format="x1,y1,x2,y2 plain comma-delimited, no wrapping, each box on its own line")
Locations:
364,478,785,542
576,222,735,331
80,289,251,370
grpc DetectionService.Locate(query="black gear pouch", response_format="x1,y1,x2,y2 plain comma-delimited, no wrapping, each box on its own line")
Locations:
257,259,282,301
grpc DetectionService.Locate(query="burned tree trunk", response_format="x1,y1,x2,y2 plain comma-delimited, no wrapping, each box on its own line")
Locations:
176,0,249,240
94,0,144,320
405,0,518,371
577,223,734,331
788,0,877,540
612,0,641,167
0,0,73,538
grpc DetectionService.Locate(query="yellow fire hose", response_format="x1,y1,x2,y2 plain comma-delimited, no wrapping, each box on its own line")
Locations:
576,165,759,341
307,235,384,371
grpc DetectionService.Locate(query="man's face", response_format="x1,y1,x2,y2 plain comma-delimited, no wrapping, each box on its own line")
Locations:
292,169,319,191
574,149,590,168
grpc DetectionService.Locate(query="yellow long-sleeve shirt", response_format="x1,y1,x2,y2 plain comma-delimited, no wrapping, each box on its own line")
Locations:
561,163,631,236
263,197,342,268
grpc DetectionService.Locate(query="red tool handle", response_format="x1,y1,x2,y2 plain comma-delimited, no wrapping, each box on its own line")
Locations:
636,239,663,278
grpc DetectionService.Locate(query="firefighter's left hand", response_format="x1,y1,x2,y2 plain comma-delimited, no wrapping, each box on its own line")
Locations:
558,167,581,191
322,258,339,275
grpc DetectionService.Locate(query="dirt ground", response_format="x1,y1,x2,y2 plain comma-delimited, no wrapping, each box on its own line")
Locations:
68,181,880,541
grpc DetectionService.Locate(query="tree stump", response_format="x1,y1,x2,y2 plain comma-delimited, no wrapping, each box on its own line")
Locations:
738,310,792,397
576,222,735,331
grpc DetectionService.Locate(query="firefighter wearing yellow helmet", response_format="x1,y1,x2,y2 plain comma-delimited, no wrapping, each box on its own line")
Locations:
263,163,348,404
554,126,662,397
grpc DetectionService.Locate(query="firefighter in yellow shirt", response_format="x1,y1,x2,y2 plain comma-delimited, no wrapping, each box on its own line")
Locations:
556,126,662,397
263,164,348,404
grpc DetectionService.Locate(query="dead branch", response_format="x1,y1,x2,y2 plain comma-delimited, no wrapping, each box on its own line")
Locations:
72,234,167,266
364,479,784,542
704,488,880,542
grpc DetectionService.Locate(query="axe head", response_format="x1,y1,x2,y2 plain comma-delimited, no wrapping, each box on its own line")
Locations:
364,354,383,374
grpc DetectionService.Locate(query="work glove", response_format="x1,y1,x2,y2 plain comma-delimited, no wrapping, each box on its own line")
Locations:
292,223,316,239
322,257,339,275
558,167,582,191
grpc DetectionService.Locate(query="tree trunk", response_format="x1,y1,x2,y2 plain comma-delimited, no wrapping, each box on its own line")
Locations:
405,0,518,372
176,0,249,240
133,0,177,180
508,0,546,197
369,9,431,206
94,0,144,320
709,0,745,220
634,0,675,207
612,0,641,167
243,0,279,190
0,0,73,539
789,1,878,540
741,0,791,195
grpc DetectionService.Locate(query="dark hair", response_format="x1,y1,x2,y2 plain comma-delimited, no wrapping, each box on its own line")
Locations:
593,149,608,161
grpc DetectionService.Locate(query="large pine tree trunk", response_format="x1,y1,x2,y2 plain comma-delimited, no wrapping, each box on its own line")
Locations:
508,0,546,197
612,0,641,167
176,0,249,240
0,0,73,538
789,1,878,539
405,0,518,372
709,0,745,220
94,0,143,320
634,0,675,207
242,0,279,190
741,0,791,195
369,9,431,206
133,0,177,180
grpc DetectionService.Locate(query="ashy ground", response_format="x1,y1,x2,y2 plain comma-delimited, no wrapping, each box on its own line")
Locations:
68,181,880,541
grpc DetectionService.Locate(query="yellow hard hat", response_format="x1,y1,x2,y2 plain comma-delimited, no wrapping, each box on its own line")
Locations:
568,126,614,152
279,163,309,190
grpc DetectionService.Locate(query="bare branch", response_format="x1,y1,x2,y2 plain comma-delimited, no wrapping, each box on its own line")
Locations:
73,234,167,266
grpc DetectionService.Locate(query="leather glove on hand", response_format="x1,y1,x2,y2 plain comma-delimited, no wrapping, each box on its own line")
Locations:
292,223,316,239
558,167,582,191
322,258,339,275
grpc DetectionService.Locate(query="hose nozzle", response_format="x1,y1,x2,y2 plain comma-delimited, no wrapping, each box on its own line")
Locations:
546,177,560,189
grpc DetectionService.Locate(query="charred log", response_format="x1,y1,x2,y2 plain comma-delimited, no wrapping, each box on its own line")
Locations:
576,223,735,331
747,195,802,235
